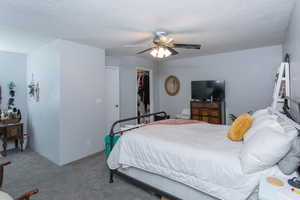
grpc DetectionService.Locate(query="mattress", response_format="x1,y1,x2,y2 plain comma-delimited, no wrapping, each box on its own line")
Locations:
118,167,259,200
108,122,284,200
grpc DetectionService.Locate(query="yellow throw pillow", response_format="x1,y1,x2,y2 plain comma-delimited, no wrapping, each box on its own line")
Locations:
228,114,253,141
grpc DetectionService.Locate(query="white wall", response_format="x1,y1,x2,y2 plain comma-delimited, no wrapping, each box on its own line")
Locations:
283,0,300,100
59,40,105,165
0,51,27,127
28,40,105,165
0,51,27,151
27,40,61,164
158,45,282,123
106,56,159,119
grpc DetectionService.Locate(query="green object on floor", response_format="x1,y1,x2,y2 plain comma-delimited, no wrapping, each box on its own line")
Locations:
105,135,120,157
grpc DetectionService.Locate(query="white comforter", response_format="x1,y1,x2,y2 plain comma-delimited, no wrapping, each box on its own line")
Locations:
107,123,283,200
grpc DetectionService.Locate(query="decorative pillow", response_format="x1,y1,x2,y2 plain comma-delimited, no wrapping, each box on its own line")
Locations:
240,118,297,174
227,114,253,141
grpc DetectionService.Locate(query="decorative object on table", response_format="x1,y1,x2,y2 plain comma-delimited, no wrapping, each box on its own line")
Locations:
0,109,21,124
164,75,180,96
0,81,22,124
288,177,300,189
28,74,40,102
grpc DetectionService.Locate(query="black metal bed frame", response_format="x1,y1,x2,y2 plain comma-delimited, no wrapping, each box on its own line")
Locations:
107,111,181,200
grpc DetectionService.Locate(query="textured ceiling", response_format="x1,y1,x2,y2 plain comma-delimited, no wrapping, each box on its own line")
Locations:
0,26,53,54
0,0,296,58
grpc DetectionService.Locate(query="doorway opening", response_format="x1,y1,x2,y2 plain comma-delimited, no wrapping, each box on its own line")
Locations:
137,69,151,123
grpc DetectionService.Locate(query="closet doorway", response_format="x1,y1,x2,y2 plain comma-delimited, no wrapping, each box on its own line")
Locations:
136,68,153,123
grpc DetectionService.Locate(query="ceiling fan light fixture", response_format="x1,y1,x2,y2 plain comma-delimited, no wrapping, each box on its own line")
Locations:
150,48,158,57
164,48,172,57
150,46,172,58
157,46,165,58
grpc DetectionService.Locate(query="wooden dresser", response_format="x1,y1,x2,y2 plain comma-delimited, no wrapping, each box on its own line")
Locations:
190,101,222,124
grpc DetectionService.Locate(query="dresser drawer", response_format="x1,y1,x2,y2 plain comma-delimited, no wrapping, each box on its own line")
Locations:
191,115,200,120
191,102,205,108
6,126,21,138
206,103,220,108
191,109,200,115
208,117,221,124
209,110,220,117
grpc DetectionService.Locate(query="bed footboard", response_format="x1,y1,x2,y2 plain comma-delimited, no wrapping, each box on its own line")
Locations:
108,111,168,183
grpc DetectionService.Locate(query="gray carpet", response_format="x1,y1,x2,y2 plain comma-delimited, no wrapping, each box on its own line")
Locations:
0,149,158,200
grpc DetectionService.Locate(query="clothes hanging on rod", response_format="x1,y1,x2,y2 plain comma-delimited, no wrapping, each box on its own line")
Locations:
137,71,150,123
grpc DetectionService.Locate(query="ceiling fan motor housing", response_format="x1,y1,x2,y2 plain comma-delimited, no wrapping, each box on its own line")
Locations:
153,31,169,44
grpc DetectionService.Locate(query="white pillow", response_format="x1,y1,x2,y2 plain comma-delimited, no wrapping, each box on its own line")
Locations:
240,118,297,174
244,116,278,142
252,108,270,119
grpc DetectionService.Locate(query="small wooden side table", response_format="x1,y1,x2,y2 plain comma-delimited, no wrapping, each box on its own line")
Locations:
0,123,23,156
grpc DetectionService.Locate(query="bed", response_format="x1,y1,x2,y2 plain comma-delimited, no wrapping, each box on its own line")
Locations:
107,111,297,200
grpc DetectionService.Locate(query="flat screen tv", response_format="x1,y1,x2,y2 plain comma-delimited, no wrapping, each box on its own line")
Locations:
191,80,225,101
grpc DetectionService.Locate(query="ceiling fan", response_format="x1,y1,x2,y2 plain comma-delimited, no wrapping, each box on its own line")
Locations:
136,31,201,58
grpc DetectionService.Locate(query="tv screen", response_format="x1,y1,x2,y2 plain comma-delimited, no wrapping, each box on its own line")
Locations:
191,80,225,101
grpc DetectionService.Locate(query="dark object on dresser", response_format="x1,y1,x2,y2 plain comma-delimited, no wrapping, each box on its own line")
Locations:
190,101,223,124
0,161,39,200
0,123,24,157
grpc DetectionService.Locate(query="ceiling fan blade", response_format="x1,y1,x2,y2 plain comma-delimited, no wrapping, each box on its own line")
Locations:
173,44,201,49
136,48,153,54
124,44,149,48
123,38,153,48
166,47,178,55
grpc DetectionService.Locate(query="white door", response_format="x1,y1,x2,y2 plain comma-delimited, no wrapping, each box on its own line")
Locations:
104,66,120,134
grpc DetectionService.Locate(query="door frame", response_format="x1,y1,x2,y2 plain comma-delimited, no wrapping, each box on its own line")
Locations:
104,66,120,131
136,67,154,117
